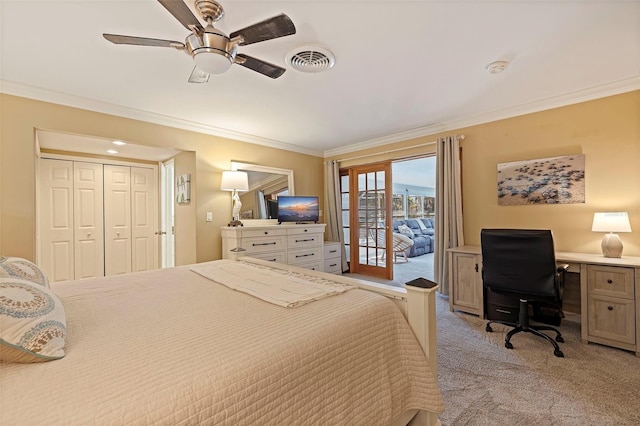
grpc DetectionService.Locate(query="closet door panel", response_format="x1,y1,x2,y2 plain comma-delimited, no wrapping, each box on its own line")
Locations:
74,162,104,279
104,165,132,276
39,159,74,282
131,167,158,272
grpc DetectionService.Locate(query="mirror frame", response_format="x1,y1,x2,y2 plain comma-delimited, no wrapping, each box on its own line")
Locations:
231,161,295,195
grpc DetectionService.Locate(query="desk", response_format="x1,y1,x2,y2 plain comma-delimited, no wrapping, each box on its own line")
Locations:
447,246,640,356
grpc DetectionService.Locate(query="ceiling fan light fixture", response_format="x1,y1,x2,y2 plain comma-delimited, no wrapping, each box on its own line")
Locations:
193,50,233,74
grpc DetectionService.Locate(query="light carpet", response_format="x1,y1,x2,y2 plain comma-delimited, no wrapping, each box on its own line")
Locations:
436,294,639,425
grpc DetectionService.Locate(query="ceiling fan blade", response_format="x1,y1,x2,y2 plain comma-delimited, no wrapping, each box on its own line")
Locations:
103,34,185,49
230,14,296,46
188,66,210,83
158,0,204,32
235,54,286,79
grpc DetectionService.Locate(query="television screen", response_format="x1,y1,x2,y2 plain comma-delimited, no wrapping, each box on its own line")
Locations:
277,196,319,223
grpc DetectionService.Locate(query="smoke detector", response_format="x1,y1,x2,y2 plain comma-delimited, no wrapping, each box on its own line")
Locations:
286,45,335,73
486,60,509,74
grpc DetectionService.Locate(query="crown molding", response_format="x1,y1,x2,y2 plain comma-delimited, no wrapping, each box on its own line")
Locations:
323,76,640,158
0,80,324,158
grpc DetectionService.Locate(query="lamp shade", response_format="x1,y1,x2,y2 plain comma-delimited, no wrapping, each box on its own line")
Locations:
220,171,249,192
591,212,632,233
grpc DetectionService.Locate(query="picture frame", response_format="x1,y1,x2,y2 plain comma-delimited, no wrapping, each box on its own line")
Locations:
497,154,585,205
176,174,191,204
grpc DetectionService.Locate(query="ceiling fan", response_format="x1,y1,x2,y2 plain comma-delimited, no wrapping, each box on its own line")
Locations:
103,0,296,82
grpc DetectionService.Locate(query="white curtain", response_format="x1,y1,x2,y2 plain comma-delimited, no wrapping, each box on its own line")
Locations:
434,135,464,295
324,160,349,272
255,190,266,219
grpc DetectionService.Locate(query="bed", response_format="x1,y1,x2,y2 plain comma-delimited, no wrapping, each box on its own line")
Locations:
0,257,443,425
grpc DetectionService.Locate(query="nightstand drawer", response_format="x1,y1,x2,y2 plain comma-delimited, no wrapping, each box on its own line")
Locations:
324,258,342,274
324,242,341,259
587,265,634,299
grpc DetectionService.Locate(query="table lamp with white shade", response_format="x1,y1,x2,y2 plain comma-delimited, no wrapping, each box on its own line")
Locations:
220,170,249,227
591,212,632,258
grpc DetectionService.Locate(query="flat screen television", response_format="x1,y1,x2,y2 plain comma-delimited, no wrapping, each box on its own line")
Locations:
277,196,319,224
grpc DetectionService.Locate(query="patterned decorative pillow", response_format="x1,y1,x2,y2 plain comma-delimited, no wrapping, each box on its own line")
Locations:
0,277,66,363
398,224,415,239
0,257,49,288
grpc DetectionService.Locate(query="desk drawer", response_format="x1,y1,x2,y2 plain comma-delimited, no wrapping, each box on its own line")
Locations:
587,294,636,345
587,265,634,299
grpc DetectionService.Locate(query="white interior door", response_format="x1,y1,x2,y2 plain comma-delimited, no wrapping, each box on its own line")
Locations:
161,160,175,268
39,159,74,282
104,165,132,276
131,166,158,272
74,162,104,279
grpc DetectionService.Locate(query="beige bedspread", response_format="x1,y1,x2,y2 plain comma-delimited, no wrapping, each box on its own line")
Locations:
0,261,443,425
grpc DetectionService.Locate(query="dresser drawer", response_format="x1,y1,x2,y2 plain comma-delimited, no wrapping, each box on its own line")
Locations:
287,233,323,250
286,226,323,236
587,265,634,299
294,260,323,272
247,252,286,263
243,235,286,254
288,246,323,265
241,228,286,238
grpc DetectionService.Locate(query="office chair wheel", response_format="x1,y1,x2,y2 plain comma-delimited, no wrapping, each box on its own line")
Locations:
486,324,493,332
556,335,564,343
505,341,513,349
554,349,564,358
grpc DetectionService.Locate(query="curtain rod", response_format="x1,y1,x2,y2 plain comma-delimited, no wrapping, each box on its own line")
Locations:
334,134,465,163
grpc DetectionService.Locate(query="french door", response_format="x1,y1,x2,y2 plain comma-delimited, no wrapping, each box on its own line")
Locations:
348,162,392,279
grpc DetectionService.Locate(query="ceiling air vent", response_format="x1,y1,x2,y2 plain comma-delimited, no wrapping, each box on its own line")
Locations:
286,46,335,73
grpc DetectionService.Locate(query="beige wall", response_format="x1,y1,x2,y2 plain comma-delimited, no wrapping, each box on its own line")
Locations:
0,94,324,262
327,91,640,256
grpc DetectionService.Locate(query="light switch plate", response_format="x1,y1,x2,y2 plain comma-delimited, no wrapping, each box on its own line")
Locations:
206,212,213,222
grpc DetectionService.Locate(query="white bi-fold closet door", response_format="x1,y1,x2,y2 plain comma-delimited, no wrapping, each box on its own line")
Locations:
39,158,158,282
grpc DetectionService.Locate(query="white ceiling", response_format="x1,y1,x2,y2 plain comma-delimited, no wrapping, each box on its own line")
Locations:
2,0,639,158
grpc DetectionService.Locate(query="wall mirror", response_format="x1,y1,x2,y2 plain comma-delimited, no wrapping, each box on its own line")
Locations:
231,161,295,220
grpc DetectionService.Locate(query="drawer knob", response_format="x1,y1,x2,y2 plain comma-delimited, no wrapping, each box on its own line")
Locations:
264,231,268,235
608,306,613,311
607,279,613,284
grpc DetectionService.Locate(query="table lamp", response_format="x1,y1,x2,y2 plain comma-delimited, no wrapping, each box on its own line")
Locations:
220,170,249,227
591,212,632,258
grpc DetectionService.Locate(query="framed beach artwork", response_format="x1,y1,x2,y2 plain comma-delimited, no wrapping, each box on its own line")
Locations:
497,154,585,206
176,174,191,204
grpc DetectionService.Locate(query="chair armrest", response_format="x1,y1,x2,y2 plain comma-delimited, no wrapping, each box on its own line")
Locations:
557,264,570,274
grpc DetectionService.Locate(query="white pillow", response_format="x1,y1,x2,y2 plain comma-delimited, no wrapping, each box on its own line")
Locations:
0,257,49,288
0,277,66,363
398,224,415,239
416,219,428,231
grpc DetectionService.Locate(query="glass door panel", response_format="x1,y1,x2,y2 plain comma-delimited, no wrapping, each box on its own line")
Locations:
349,162,392,279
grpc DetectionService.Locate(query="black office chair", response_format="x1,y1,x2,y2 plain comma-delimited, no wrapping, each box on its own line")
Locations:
480,229,569,358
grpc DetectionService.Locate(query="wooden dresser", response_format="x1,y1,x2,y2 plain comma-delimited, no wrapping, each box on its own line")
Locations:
221,224,326,271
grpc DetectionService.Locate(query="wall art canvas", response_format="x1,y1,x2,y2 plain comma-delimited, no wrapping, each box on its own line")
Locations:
176,174,191,204
497,154,585,205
